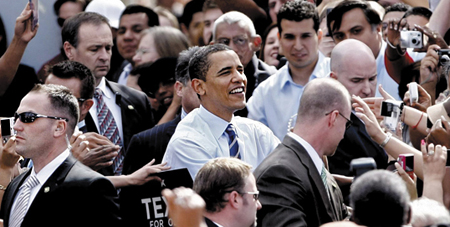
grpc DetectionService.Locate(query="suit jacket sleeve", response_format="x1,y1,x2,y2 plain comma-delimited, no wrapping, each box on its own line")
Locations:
256,164,309,227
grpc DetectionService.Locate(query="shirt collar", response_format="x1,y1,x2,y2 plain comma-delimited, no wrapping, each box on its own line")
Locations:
279,52,326,90
198,105,231,140
96,77,111,99
287,132,323,174
33,148,70,185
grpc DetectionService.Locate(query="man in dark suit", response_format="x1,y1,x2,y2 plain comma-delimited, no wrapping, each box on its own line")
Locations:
329,38,388,176
193,158,261,227
122,46,201,175
0,84,120,227
62,12,154,176
254,78,350,227
328,39,388,200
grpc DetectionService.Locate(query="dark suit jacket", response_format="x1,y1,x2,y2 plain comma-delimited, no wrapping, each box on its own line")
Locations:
254,135,347,227
122,114,181,175
0,155,120,227
328,113,388,176
85,79,155,175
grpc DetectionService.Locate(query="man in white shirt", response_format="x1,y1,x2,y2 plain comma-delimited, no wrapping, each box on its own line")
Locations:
247,1,330,140
163,44,280,179
0,84,120,227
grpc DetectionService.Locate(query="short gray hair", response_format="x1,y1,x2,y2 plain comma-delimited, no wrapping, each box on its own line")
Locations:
212,11,256,41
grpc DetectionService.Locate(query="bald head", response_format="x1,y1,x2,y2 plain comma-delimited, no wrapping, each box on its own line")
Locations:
330,39,377,98
296,78,351,124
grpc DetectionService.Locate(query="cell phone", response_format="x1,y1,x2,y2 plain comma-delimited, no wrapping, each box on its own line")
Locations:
350,157,377,179
398,154,414,179
29,0,39,31
1,117,15,143
409,82,418,104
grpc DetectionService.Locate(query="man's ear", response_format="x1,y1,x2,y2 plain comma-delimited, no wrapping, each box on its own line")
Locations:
191,78,205,96
82,99,94,114
330,71,338,80
175,81,184,97
54,120,67,138
63,41,75,60
228,191,242,209
317,29,323,44
252,35,262,52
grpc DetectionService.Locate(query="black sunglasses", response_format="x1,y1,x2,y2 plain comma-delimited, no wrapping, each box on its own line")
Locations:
14,112,69,123
325,111,353,129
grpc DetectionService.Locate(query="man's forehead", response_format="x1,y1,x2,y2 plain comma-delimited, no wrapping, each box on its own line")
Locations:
208,50,242,70
119,13,149,27
280,18,315,32
78,23,113,45
18,92,48,112
216,23,250,37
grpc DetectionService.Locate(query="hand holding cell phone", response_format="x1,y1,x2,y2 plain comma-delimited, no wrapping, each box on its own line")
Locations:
29,0,39,31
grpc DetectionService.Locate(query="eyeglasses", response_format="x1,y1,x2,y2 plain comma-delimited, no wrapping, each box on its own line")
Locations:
239,191,260,201
216,36,249,48
14,112,69,123
325,111,353,129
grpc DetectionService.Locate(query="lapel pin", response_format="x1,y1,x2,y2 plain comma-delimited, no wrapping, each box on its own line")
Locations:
44,187,50,193
128,105,134,110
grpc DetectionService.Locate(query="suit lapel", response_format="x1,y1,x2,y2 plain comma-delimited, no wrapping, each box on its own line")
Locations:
282,136,336,221
22,155,77,225
2,170,31,225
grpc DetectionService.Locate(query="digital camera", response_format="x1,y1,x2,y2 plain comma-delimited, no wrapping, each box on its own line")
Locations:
400,30,423,49
380,100,404,132
437,49,450,66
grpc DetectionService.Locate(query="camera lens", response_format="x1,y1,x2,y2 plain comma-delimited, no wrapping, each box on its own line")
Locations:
412,38,417,44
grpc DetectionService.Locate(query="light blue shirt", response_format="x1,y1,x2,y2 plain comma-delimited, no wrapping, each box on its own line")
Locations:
162,105,280,179
247,52,330,140
376,41,425,100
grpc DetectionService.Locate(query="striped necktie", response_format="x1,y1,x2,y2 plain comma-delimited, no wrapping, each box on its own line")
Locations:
225,124,240,159
321,165,330,199
94,88,124,175
9,175,40,227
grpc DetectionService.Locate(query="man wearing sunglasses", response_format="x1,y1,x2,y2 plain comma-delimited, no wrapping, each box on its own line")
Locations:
328,39,388,187
254,78,349,227
193,158,261,227
0,84,121,227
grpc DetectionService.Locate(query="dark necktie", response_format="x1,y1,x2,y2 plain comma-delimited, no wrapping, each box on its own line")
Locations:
225,124,240,159
94,88,124,175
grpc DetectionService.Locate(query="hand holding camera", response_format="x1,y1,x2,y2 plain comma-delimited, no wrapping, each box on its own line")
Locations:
403,82,431,112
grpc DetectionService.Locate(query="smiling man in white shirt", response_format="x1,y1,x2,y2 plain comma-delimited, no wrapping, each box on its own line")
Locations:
163,44,279,179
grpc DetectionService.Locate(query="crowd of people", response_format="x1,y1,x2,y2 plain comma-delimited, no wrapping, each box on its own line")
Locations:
0,0,450,226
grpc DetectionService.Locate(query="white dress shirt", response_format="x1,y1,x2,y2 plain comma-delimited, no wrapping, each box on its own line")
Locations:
88,77,124,142
163,105,280,179
117,63,132,86
247,52,330,140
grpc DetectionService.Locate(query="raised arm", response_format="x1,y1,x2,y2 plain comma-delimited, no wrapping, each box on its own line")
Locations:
0,3,38,96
